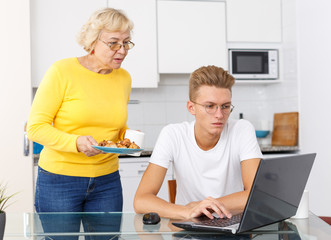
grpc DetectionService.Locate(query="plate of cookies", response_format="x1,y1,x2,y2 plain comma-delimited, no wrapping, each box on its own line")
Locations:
92,138,143,154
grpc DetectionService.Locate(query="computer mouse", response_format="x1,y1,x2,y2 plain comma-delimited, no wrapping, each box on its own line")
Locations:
142,212,161,225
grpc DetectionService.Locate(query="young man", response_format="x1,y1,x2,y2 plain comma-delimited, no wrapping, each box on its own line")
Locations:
134,66,263,220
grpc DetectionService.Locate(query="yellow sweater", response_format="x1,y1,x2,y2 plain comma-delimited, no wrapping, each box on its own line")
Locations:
27,58,131,177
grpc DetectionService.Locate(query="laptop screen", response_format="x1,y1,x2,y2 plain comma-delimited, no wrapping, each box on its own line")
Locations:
238,153,316,233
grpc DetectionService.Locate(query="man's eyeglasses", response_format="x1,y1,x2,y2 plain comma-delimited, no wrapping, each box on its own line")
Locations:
191,101,234,115
99,39,135,51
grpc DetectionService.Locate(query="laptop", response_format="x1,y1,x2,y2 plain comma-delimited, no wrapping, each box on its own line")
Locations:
172,153,316,234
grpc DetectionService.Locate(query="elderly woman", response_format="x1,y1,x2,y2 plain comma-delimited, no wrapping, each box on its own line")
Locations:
27,8,134,213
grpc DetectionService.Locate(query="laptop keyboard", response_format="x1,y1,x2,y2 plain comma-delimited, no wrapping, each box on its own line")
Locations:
195,213,243,227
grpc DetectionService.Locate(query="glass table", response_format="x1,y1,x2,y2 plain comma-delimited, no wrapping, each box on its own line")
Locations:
3,211,331,240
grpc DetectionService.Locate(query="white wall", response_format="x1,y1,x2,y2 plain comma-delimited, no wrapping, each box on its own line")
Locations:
297,0,331,216
0,0,34,212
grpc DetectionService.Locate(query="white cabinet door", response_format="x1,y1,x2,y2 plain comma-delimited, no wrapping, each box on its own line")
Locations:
108,0,159,88
227,0,282,42
157,0,227,73
30,0,108,87
119,158,173,212
0,0,34,212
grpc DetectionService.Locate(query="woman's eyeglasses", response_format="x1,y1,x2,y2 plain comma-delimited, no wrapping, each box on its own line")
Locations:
99,39,135,51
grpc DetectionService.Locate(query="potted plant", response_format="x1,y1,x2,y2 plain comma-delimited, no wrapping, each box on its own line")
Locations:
0,183,17,240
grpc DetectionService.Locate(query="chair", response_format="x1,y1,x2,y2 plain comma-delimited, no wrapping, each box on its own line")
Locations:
319,216,331,225
168,179,177,203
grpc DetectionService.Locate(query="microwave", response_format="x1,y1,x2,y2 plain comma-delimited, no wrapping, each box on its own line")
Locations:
229,49,279,80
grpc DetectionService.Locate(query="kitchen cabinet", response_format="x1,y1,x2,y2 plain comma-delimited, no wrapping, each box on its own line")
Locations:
30,0,107,87
226,0,282,42
108,0,159,88
119,157,173,212
31,0,158,88
157,0,227,73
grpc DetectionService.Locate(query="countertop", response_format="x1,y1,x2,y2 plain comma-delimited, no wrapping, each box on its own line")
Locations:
259,145,300,153
33,146,300,164
118,145,300,158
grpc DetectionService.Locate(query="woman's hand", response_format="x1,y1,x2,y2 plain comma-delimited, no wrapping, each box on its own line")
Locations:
76,136,101,157
186,196,232,219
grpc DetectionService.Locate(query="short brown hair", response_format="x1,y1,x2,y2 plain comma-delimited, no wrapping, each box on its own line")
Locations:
76,8,134,53
189,65,235,101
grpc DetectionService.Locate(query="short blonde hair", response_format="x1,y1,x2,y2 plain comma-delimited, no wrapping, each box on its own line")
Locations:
76,8,134,53
189,65,235,101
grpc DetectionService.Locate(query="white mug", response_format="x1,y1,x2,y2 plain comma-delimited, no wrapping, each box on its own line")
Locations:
292,189,309,219
124,129,145,156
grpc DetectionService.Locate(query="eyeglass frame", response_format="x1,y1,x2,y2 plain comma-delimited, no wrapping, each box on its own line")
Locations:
190,100,235,115
98,39,135,51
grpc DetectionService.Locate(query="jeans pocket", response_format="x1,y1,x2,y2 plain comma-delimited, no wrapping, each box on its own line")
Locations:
39,167,57,176
38,167,66,186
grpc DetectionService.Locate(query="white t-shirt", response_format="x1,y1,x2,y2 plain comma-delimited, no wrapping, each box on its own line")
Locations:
150,119,263,205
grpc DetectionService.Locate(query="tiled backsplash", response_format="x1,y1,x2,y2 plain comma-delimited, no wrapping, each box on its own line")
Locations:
127,79,194,150
128,73,299,150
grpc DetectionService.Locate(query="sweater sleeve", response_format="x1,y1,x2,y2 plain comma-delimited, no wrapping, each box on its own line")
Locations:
27,64,79,153
119,125,129,141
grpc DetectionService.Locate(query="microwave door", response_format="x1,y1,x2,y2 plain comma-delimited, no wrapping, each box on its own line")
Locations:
229,49,278,80
232,52,268,78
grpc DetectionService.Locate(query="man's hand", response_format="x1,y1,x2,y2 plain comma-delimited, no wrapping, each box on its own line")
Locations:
185,201,200,208
76,136,101,157
186,196,232,219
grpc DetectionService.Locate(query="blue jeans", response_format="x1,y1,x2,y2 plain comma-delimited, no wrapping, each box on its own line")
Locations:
35,166,123,212
35,167,123,240
36,213,122,240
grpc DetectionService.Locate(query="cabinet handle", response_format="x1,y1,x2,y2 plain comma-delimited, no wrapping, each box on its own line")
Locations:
23,122,30,156
138,170,145,175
